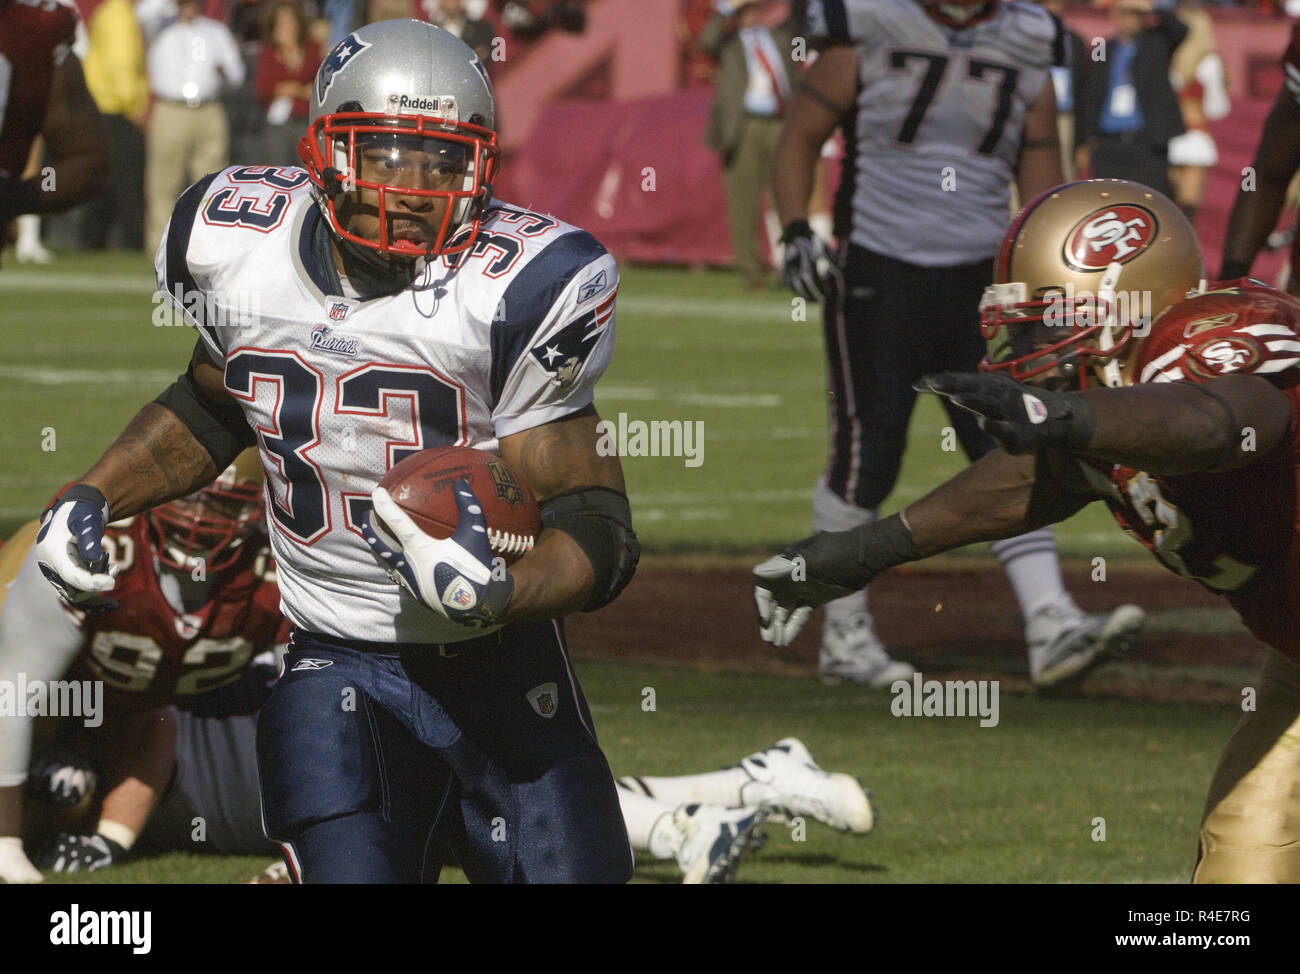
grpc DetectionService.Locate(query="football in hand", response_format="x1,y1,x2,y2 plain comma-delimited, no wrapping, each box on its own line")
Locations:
375,446,541,564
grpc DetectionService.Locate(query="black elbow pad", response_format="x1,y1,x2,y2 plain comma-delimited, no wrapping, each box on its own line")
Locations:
153,368,256,470
539,486,639,611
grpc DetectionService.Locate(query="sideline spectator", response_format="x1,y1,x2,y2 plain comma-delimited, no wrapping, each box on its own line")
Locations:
145,0,245,251
426,0,495,63
1075,0,1187,197
254,1,322,167
80,0,148,251
700,0,800,289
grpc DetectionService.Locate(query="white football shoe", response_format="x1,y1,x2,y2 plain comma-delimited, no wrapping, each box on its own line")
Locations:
673,803,768,885
1027,602,1146,689
819,611,915,688
740,738,876,834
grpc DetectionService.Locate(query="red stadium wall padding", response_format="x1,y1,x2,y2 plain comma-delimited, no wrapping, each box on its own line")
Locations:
497,90,735,265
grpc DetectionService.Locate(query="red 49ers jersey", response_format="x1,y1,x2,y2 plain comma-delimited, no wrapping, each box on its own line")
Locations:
66,516,289,711
0,0,78,179
1081,281,1300,657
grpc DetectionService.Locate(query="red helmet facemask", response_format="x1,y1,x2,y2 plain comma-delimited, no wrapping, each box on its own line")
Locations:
298,111,499,259
147,479,265,574
979,281,1133,391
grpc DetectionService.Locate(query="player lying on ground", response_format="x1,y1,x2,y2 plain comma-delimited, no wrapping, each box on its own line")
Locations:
755,179,1300,883
0,452,283,883
29,717,874,885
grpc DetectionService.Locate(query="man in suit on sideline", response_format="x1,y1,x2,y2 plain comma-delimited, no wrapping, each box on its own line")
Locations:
1075,0,1187,197
700,0,803,288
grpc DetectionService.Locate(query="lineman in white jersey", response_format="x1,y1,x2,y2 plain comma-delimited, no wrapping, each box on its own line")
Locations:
773,0,1145,687
33,20,639,883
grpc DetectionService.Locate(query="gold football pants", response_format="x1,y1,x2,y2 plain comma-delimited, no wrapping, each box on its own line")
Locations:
1195,648,1300,883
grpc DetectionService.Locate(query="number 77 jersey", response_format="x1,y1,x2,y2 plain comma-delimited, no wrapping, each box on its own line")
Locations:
807,0,1064,266
154,165,619,646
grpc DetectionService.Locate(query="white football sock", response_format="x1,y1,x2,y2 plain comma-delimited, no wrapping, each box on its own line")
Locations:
989,527,1077,619
615,787,676,857
619,768,752,808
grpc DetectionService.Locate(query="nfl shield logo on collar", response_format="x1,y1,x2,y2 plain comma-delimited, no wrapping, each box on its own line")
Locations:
526,682,558,718
328,301,350,321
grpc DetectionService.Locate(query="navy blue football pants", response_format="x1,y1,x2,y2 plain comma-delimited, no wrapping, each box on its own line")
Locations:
256,623,633,883
822,245,998,508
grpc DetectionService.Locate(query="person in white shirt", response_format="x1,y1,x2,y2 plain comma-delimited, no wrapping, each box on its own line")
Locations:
144,0,245,251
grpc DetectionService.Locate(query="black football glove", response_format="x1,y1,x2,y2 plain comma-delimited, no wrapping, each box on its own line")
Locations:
37,833,125,873
915,372,1096,455
753,514,920,647
779,220,835,304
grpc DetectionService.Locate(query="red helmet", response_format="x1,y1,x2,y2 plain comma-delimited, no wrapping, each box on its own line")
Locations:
298,21,500,260
923,0,999,29
147,451,265,574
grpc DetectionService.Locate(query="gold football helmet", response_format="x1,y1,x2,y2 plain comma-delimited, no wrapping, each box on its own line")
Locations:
980,179,1206,388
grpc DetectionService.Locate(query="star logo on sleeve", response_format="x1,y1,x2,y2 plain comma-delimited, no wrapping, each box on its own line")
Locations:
529,292,615,388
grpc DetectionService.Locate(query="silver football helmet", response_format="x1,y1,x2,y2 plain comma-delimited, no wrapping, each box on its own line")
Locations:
298,19,499,259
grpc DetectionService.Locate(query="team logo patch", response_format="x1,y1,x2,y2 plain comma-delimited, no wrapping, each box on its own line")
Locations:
526,682,559,718
530,295,615,388
311,325,359,356
1188,336,1261,377
485,456,526,508
1182,312,1239,338
291,658,335,671
1023,393,1049,424
317,33,370,104
1063,205,1158,271
328,301,350,321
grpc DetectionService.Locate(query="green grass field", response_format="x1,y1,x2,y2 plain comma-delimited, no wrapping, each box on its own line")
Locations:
0,255,1247,884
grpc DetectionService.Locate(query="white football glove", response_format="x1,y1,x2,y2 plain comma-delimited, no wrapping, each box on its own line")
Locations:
362,479,514,629
33,485,117,610
0,836,43,884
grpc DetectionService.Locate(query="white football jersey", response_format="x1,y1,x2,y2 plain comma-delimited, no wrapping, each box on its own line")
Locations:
806,0,1063,265
155,165,618,645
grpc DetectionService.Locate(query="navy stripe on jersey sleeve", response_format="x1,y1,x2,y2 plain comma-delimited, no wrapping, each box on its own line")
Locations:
165,172,220,353
490,230,609,406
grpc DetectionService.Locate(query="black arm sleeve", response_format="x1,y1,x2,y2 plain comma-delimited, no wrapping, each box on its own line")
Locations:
153,367,257,471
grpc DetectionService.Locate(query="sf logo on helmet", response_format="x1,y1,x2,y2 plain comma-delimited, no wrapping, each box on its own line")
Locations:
1064,205,1157,270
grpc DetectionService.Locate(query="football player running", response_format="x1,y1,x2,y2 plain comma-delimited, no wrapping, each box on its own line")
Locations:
773,0,1144,689
0,452,282,883
756,178,1300,882
33,20,639,883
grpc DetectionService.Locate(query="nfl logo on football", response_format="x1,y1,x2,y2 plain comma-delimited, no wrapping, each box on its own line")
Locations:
150,283,261,331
